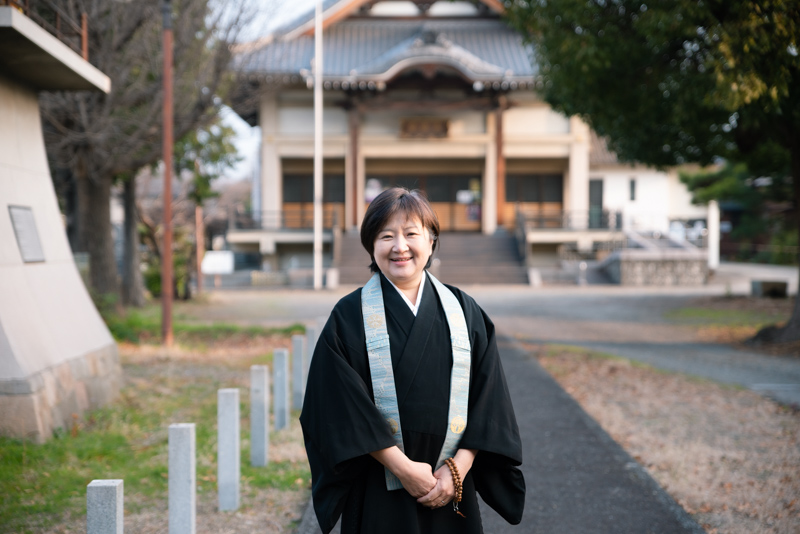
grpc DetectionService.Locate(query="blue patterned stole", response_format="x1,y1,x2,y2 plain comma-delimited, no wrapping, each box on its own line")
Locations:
361,272,471,491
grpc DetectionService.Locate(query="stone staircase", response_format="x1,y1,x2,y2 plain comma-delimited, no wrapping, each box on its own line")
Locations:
337,230,528,286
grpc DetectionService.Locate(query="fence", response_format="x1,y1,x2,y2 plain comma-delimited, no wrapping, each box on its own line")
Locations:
1,0,89,60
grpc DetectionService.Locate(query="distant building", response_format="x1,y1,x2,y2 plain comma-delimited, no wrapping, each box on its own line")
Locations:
228,0,709,282
0,4,119,441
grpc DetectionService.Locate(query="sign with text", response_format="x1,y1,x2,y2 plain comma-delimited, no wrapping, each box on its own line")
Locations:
8,205,45,263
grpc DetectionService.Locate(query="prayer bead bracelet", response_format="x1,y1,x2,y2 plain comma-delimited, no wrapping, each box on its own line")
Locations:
444,457,466,518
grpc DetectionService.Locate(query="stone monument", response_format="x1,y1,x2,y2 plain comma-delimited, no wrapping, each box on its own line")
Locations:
0,6,119,442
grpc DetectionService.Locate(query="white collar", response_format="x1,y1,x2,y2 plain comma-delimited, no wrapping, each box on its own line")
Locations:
386,271,426,316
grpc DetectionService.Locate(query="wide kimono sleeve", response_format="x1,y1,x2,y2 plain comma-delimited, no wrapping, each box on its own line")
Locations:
449,285,526,525
299,291,397,533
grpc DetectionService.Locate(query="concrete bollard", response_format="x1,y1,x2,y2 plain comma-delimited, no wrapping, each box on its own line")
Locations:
169,423,196,534
316,316,326,346
250,365,270,467
87,479,123,534
305,325,317,369
273,349,290,430
292,335,306,410
217,389,240,511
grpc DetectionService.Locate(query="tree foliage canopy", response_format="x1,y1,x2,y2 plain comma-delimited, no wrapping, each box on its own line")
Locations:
505,0,800,173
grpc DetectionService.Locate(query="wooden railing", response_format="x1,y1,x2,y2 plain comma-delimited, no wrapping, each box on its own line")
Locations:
2,0,89,60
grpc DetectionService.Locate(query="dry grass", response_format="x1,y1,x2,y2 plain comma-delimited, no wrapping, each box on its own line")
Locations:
532,344,800,534
1,332,310,534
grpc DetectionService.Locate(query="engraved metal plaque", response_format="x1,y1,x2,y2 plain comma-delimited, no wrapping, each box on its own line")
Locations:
8,205,45,263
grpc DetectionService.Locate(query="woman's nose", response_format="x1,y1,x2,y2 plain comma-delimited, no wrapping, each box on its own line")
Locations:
393,236,409,251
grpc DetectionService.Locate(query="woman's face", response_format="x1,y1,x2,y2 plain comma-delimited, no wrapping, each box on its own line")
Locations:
373,212,434,289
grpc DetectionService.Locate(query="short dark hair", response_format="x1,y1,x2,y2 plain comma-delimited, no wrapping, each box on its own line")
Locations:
360,188,440,273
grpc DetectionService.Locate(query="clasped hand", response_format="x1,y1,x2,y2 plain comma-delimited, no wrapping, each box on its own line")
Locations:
398,460,455,509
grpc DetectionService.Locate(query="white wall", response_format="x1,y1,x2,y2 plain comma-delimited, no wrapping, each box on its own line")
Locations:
0,75,115,380
593,166,707,233
505,106,571,136
279,107,348,135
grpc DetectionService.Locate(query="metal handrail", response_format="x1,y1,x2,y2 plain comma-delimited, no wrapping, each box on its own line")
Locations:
1,0,89,60
517,209,624,231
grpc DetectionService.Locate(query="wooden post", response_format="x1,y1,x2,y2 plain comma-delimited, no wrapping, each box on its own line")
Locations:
349,107,360,229
495,97,506,227
81,13,88,61
195,205,204,294
162,0,174,346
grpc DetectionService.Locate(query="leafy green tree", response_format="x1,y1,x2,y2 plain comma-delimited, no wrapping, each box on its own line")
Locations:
506,0,800,341
174,118,241,294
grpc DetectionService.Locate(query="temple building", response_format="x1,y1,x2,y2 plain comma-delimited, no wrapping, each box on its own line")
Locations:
228,0,710,285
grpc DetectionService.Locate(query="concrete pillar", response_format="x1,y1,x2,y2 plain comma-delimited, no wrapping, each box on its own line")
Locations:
87,480,123,534
483,111,498,235
292,335,306,410
355,146,366,228
260,93,282,227
250,366,270,467
273,349,290,430
169,423,196,534
708,200,720,270
346,108,359,229
568,116,590,225
217,389,240,511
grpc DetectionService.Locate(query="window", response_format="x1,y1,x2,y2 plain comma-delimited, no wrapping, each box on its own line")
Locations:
630,178,636,201
506,174,563,203
283,174,345,203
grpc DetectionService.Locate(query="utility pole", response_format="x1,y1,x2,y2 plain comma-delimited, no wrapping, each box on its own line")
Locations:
313,0,323,290
161,0,174,346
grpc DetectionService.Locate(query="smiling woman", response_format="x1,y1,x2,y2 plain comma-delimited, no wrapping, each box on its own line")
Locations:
300,188,525,534
361,189,438,303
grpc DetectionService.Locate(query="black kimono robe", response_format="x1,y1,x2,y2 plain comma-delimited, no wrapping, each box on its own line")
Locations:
300,272,525,534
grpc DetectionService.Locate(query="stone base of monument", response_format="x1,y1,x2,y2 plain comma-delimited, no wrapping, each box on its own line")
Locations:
0,345,121,442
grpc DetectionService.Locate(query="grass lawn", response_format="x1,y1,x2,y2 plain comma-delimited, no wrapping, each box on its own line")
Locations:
663,296,794,349
0,308,309,534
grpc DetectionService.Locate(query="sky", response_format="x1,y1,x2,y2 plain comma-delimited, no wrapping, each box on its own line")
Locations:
219,0,313,184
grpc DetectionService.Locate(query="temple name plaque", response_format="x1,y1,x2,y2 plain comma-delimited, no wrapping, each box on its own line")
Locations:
8,206,45,263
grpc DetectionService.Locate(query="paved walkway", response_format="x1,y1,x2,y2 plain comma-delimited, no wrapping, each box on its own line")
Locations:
189,262,799,532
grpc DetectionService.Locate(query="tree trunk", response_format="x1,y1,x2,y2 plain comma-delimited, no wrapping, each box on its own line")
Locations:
195,204,204,295
754,134,800,344
121,176,145,307
75,165,120,299
778,135,800,340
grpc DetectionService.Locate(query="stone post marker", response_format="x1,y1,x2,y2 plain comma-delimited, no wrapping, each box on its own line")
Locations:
250,365,269,467
169,423,196,534
217,388,240,511
305,325,317,369
273,349,290,430
292,335,306,410
87,479,123,534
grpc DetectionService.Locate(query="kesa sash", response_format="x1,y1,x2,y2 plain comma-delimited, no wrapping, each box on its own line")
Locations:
361,272,471,491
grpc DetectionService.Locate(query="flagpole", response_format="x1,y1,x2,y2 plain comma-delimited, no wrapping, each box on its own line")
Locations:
313,0,323,290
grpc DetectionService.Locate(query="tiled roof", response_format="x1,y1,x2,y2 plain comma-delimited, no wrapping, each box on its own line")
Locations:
235,19,537,83
589,131,621,166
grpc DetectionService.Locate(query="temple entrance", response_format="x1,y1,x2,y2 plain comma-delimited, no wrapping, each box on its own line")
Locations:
363,158,484,232
365,174,482,232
